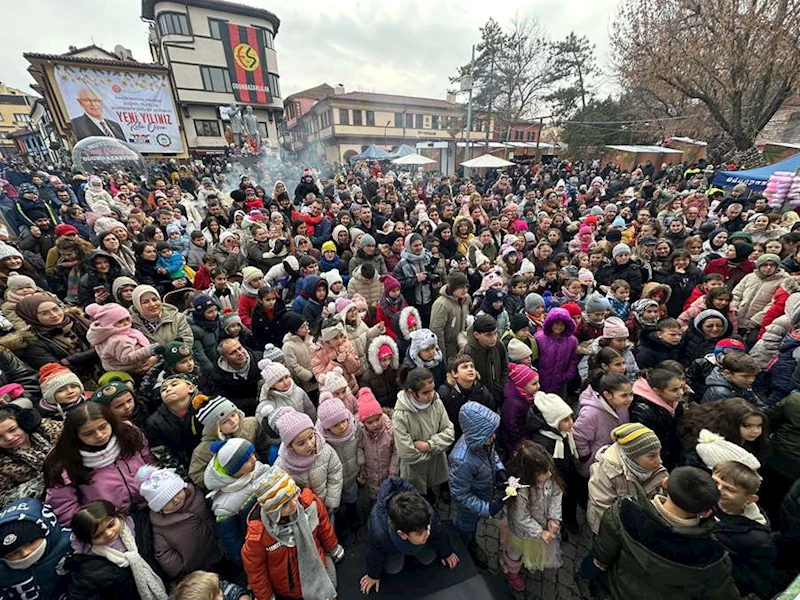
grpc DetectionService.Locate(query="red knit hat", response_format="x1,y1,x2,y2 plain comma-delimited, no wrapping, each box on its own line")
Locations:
380,273,400,293
508,363,539,391
561,302,582,318
54,224,78,237
357,387,382,422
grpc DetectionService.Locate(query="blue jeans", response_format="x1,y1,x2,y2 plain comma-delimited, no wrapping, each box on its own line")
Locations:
454,507,480,545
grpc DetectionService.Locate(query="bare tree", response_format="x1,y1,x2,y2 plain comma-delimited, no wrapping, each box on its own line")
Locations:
612,0,800,150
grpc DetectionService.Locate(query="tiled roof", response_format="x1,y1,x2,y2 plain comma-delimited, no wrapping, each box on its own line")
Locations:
286,83,335,101
24,52,167,71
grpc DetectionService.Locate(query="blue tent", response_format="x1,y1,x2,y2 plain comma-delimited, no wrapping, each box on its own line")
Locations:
712,152,800,190
353,144,390,161
387,144,416,159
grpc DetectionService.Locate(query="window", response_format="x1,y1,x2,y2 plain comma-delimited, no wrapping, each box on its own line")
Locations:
208,18,226,39
200,67,232,93
194,119,221,137
415,114,424,129
394,112,403,128
267,73,281,99
352,110,362,126
158,12,190,36
0,114,5,122
431,115,439,129
259,28,275,49
366,111,375,126
13,114,30,123
320,110,331,129
405,113,413,128
339,109,349,125
258,122,269,138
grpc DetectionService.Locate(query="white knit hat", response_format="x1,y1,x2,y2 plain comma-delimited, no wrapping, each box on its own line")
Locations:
319,366,348,394
195,395,239,435
242,266,264,284
533,393,573,429
258,358,291,390
507,338,532,362
136,465,187,512
0,243,22,260
695,429,761,471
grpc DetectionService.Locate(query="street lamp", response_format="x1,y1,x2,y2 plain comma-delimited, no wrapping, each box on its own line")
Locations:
383,121,391,149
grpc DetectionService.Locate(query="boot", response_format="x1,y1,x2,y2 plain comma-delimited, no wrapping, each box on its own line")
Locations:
467,540,489,570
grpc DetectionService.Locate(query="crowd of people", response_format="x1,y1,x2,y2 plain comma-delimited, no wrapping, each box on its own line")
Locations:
0,155,798,600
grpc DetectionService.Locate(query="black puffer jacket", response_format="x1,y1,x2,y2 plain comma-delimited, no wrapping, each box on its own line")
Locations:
634,329,683,370
629,387,683,470
438,379,495,441
145,402,202,469
0,346,41,401
596,260,644,300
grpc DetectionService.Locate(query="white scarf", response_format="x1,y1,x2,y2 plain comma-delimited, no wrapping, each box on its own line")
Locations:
538,429,578,460
3,539,47,570
79,436,120,469
91,521,168,600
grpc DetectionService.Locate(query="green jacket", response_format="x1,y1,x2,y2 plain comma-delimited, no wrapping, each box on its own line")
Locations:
594,487,740,600
430,286,471,363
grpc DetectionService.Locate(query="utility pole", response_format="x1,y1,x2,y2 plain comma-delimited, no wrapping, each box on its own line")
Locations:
464,44,476,167
485,49,494,150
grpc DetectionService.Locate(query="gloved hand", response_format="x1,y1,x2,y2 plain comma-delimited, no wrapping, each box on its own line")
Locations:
489,499,505,516
150,344,165,356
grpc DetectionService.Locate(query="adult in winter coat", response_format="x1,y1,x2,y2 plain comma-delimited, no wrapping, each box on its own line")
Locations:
130,285,194,347
349,237,387,276
204,340,263,416
732,253,787,331
0,405,62,505
682,309,732,365
77,250,128,308
703,241,755,290
347,264,382,307
430,272,472,363
0,497,73,600
595,243,644,300
394,232,436,324
770,329,800,403
534,308,579,395
655,250,704,317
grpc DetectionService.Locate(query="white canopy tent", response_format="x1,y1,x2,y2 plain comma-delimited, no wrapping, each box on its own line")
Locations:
460,155,515,168
391,153,437,165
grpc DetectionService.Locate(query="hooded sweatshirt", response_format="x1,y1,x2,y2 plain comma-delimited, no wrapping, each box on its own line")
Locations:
534,308,579,393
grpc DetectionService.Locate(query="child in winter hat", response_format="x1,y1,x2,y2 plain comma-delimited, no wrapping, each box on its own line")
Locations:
501,363,541,456
256,358,316,445
507,338,533,365
532,393,577,461
262,343,284,363
38,362,85,418
157,341,196,375
194,395,242,438
406,328,444,386
85,302,160,373
136,465,188,512
318,366,358,414
695,429,761,471
356,387,396,499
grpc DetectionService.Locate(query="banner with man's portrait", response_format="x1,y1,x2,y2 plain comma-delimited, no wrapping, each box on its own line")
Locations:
54,65,184,154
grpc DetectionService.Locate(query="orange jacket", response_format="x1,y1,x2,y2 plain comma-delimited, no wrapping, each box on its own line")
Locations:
242,488,339,600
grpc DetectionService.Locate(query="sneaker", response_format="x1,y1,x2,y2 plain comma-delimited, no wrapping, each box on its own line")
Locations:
467,541,489,570
504,570,525,591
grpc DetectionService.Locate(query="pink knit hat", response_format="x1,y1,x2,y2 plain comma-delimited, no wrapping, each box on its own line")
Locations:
86,302,130,327
335,297,355,316
275,409,315,446
317,396,350,430
603,317,629,339
350,293,368,312
357,387,382,422
377,343,394,360
508,363,539,390
480,272,503,291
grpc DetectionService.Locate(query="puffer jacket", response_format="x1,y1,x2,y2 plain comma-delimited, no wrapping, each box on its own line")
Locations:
346,265,382,307
634,328,683,370
186,312,221,372
150,484,223,580
573,386,629,477
282,332,318,393
321,419,362,491
311,338,360,393
757,276,800,336
731,268,788,329
702,367,765,407
499,380,535,457
439,377,495,441
630,378,683,470
586,442,668,534
448,402,504,518
751,292,800,368
392,389,454,493
430,285,472,362
343,313,382,377
767,393,800,479
770,330,800,404
275,440,343,511
205,459,269,518
46,432,155,526
360,335,399,407
0,498,72,600
85,321,154,373
358,412,397,498
131,303,194,347
507,480,562,540
681,311,732,365
534,308,579,394
255,382,317,444
241,488,341,600
188,416,271,490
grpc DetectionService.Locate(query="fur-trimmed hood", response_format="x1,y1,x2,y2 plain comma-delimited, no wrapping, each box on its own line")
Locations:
641,281,672,304
779,275,800,295
367,334,399,374
397,306,422,340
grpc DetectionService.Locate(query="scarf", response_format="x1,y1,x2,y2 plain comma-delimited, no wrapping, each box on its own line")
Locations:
4,539,47,570
66,266,81,303
620,449,656,482
379,292,406,317
261,501,337,600
560,285,582,303
320,414,356,447
138,315,159,334
400,248,431,264
79,435,121,469
409,395,434,412
91,520,168,600
409,346,443,369
280,429,324,474
538,429,577,460
40,396,84,419
242,281,259,296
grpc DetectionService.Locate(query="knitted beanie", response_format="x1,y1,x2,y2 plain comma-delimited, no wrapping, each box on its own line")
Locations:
276,408,315,447
350,293,368,313
320,321,345,342
561,302,582,318
380,273,400,293
584,294,611,314
260,359,291,390
317,396,350,430
359,234,376,248
509,313,530,333
97,371,134,387
611,423,661,459
90,382,131,406
524,293,545,312
282,312,306,335
242,266,264,284
603,317,629,339
136,465,187,512
507,338,533,362
409,328,438,356
192,294,217,320
714,338,746,358
334,297,356,318
321,241,336,253
6,273,35,293
209,437,255,476
612,243,632,259
0,243,22,260
39,363,83,405
85,302,130,327
255,465,300,521
756,253,781,268
160,342,193,372
263,343,284,363
508,362,538,390
695,429,761,471
533,393,573,430
0,518,44,555
221,309,242,330
357,387,382,422
194,395,238,435
319,366,349,394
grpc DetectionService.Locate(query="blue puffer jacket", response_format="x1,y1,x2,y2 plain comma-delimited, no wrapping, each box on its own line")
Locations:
448,402,504,517
0,498,72,600
771,330,800,404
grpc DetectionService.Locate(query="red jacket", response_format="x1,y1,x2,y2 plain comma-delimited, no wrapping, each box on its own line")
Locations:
242,489,339,600
757,286,790,339
683,284,705,312
703,257,754,289
238,292,258,328
193,265,212,291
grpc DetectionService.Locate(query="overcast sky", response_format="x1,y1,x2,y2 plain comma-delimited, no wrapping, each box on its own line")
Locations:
3,0,619,104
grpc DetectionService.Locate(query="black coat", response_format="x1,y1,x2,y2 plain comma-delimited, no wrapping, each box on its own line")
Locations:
656,267,703,318
438,380,495,441
0,346,41,402
681,319,730,366
596,261,644,301
204,350,263,416
144,402,202,469
21,317,97,379
629,395,683,470
634,329,683,370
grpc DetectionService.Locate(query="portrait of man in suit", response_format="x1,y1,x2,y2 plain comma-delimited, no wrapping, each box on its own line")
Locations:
71,88,126,141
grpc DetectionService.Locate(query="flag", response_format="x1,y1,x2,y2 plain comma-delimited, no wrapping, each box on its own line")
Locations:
219,23,271,104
